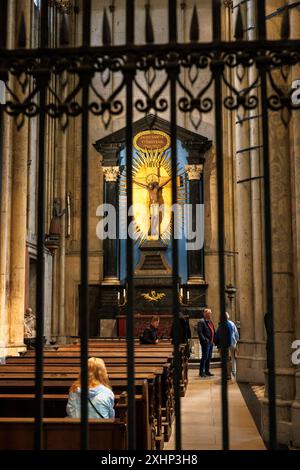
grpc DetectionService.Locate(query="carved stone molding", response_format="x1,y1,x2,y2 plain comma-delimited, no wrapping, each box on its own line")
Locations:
185,164,203,180
103,166,120,182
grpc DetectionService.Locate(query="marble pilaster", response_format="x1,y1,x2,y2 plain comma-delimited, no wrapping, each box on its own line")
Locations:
185,164,204,281
102,165,120,281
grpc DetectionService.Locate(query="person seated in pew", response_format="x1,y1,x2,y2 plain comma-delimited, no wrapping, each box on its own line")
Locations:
139,315,160,344
66,357,115,419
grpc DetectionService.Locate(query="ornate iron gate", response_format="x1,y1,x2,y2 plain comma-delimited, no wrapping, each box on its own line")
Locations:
0,0,299,451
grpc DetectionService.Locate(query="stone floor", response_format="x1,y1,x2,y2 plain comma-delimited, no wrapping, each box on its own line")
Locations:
165,368,266,450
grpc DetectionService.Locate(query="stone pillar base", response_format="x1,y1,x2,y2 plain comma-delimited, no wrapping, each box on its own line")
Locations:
261,397,293,446
261,368,296,446
2,343,27,357
236,356,266,383
291,371,300,447
291,401,300,448
236,340,266,383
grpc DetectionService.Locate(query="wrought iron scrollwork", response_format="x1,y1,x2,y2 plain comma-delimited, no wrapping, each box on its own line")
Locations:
1,42,300,129
177,52,214,130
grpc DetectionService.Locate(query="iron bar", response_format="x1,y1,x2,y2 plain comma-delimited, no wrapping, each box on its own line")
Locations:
0,0,7,48
235,113,262,124
169,0,177,43
169,61,181,451
168,0,181,450
236,144,263,153
213,0,229,451
236,175,264,184
125,0,136,451
0,38,300,58
35,0,48,451
265,1,300,20
80,0,91,451
257,0,278,451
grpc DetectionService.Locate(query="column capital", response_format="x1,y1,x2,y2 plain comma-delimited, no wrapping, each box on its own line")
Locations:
103,166,120,182
93,142,123,166
185,164,203,181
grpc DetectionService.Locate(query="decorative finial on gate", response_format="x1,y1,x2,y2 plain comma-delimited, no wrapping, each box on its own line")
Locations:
102,8,111,45
190,4,199,42
145,3,154,44
234,5,244,40
60,13,69,46
281,4,290,39
17,12,26,48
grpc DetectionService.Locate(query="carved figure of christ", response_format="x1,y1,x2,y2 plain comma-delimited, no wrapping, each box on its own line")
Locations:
133,176,172,237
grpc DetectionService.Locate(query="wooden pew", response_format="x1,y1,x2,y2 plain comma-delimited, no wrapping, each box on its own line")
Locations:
16,342,184,431
0,418,127,450
0,363,171,428
0,371,161,449
5,356,169,365
43,343,188,396
51,341,188,394
3,356,174,444
2,339,189,446
0,382,152,450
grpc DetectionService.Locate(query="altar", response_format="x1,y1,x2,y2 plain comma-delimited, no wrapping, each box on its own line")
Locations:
91,115,211,337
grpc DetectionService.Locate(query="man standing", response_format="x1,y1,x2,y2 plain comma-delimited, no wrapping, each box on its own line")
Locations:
214,312,239,380
197,308,215,377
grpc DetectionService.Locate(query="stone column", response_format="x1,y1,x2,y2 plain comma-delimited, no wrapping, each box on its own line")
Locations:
233,11,255,381
185,164,204,280
260,0,295,446
6,2,30,354
248,0,266,381
223,0,238,322
51,125,68,343
0,1,16,354
0,113,13,353
102,166,120,281
8,119,29,350
58,131,67,341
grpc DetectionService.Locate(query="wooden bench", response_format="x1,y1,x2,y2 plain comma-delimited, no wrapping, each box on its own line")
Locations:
0,417,127,450
0,372,160,449
0,380,153,450
1,339,190,448
2,356,174,444
8,345,181,436
0,362,172,434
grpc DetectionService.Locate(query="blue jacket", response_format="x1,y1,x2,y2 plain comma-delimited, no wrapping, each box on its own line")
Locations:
66,384,115,419
228,319,239,346
214,320,238,348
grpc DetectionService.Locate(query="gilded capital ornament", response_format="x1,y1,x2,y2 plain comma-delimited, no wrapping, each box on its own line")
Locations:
185,164,203,181
103,166,120,182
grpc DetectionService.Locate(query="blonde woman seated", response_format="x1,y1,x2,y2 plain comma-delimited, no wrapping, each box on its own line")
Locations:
66,357,115,419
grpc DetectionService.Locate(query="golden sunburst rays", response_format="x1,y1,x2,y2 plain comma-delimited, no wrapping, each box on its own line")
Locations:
118,147,187,245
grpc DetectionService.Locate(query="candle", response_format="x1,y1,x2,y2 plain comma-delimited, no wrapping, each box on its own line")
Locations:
187,290,190,301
